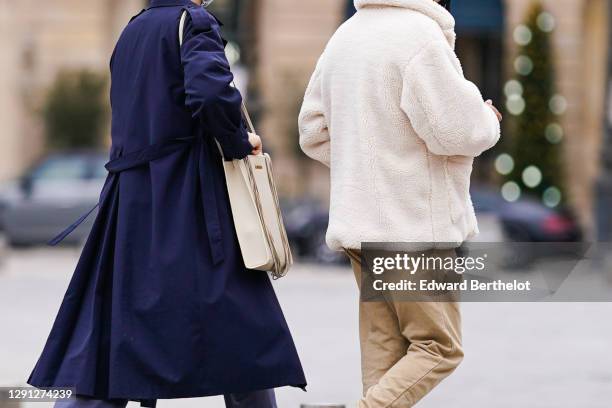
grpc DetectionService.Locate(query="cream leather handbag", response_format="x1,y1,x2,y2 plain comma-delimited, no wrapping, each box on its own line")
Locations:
180,11,293,278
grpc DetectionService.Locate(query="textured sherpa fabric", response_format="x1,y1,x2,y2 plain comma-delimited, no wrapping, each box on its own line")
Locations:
298,0,501,250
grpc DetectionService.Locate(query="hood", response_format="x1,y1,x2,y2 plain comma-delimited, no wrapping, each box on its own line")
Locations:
354,0,456,47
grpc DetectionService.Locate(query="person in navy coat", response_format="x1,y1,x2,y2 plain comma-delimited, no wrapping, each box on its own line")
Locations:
27,1,306,407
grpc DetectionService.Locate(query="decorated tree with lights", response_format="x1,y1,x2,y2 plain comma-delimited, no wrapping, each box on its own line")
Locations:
497,2,565,207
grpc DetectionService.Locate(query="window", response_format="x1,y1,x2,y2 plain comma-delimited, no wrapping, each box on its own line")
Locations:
31,157,88,181
345,0,356,20
207,0,242,45
454,0,505,108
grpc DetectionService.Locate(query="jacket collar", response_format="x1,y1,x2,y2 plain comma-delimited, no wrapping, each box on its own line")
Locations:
354,0,456,47
148,0,194,8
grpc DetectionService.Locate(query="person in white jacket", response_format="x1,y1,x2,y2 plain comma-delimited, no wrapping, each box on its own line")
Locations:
299,0,502,406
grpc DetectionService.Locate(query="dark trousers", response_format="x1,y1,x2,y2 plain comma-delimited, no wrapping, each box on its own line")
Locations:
54,389,277,408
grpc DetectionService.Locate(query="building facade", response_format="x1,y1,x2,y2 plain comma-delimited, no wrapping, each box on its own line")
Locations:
0,0,144,179
0,0,608,235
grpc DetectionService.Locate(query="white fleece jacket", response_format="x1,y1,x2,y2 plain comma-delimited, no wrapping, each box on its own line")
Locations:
298,0,501,250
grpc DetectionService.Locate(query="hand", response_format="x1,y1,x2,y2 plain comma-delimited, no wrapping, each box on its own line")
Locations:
486,100,503,122
248,132,263,155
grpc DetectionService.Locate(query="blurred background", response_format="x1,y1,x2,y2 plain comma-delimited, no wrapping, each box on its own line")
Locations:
0,0,611,407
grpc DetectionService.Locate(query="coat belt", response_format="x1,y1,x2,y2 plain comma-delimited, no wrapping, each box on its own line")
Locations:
48,136,226,265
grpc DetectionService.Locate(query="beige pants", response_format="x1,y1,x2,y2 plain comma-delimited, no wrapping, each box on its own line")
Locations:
345,249,464,408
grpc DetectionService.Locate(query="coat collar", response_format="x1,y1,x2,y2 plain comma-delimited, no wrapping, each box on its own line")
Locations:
354,0,456,47
148,0,194,8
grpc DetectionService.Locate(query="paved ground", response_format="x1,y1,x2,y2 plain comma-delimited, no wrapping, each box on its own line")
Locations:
0,248,611,408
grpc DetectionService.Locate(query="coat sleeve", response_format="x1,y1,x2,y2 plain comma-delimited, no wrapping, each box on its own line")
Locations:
298,57,330,167
181,9,252,160
400,40,501,157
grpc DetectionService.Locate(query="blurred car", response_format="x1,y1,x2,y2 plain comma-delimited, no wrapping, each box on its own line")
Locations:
471,186,582,243
282,199,348,265
0,152,107,246
471,186,583,268
283,186,582,265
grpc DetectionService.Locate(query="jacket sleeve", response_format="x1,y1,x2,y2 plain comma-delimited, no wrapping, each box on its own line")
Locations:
181,10,252,160
298,57,330,167
400,40,500,157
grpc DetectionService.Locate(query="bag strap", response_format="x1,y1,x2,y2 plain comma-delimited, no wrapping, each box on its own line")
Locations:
179,10,256,134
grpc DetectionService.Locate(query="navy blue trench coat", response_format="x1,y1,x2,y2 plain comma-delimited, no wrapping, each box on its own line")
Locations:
27,1,306,406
